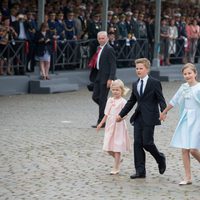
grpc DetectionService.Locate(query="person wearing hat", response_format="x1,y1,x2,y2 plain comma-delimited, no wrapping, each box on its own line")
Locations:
55,12,66,41
87,12,102,58
107,15,120,40
107,11,114,28
26,10,38,72
125,11,134,38
118,13,128,39
48,12,57,37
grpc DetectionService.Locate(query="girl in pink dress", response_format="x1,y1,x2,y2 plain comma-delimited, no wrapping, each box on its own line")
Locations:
97,79,131,175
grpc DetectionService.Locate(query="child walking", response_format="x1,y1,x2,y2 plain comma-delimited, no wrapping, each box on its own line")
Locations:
97,79,131,175
160,63,200,185
116,58,167,179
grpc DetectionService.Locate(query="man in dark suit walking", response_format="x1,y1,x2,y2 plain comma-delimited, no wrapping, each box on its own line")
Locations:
91,31,116,128
116,58,167,178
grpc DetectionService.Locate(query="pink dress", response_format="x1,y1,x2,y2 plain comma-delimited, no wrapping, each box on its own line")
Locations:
103,97,131,152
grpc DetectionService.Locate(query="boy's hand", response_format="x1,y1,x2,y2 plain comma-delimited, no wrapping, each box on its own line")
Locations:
116,115,122,122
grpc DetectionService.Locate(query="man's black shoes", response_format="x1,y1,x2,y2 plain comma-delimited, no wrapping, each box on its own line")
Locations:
130,174,146,179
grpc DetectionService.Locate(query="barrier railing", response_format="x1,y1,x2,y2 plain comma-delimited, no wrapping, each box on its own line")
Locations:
0,40,27,74
1,38,200,76
52,38,149,70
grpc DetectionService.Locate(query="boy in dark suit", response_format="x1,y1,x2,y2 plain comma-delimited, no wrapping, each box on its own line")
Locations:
116,58,167,179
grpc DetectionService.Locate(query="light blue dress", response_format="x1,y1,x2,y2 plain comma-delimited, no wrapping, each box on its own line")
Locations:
169,82,200,149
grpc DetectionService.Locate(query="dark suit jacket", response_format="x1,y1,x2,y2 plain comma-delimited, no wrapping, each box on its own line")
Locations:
94,43,116,84
34,31,53,57
12,20,30,40
119,76,166,126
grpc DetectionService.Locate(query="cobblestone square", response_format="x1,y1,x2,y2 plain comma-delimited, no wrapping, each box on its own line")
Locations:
0,81,199,200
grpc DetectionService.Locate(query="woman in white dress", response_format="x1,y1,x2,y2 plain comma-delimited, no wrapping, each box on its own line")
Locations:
168,19,178,56
160,63,200,185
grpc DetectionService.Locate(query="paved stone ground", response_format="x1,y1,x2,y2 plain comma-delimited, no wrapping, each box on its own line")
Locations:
0,81,199,200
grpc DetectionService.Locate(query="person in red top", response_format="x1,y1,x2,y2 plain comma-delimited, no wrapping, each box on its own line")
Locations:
188,18,200,63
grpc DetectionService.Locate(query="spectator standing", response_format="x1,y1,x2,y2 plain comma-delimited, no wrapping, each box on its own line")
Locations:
35,22,52,80
64,11,77,69
188,18,200,63
160,18,170,65
87,12,102,58
26,10,38,72
175,13,188,64
168,18,178,59
0,26,9,75
146,14,155,61
117,14,128,39
12,13,29,74
55,12,66,42
1,16,17,75
48,11,58,40
136,13,148,58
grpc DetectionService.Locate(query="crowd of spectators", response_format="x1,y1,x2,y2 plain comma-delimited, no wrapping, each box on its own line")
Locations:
0,0,200,75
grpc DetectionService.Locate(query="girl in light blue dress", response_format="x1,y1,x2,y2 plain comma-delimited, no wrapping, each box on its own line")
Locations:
160,63,200,185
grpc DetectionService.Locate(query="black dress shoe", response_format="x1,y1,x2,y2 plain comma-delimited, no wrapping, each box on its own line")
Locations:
130,173,146,179
158,153,166,174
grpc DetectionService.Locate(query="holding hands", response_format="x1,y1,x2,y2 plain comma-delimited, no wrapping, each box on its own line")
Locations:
116,115,122,122
159,112,167,121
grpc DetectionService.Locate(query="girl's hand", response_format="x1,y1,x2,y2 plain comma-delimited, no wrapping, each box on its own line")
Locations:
159,112,167,121
96,124,101,132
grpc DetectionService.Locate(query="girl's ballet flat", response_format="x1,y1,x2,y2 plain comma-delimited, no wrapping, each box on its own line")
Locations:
179,180,192,185
110,170,120,175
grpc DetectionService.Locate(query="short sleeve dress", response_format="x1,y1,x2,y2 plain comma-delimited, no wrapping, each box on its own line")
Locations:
169,82,200,149
102,97,131,152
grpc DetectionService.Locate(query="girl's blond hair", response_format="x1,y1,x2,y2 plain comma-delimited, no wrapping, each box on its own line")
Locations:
182,63,198,80
111,79,130,96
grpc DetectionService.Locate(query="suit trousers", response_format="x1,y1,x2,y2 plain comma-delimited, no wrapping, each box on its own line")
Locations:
92,80,109,123
133,113,163,175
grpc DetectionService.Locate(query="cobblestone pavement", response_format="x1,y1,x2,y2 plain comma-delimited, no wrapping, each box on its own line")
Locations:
0,81,199,200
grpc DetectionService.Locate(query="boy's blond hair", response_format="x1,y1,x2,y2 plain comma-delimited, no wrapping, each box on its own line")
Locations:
111,79,130,96
135,58,151,70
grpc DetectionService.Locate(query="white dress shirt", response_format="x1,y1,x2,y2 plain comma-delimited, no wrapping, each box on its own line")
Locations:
137,75,149,94
96,42,107,70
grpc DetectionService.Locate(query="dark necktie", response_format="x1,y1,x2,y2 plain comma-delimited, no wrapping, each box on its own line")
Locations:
140,79,143,96
88,47,101,68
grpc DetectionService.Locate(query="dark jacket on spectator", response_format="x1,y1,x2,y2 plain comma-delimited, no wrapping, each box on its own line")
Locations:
34,30,52,57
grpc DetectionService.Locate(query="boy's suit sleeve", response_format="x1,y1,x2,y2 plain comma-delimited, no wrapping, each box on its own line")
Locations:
154,80,167,112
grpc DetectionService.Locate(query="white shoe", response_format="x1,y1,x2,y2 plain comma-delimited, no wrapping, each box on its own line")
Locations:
110,170,120,175
179,180,192,185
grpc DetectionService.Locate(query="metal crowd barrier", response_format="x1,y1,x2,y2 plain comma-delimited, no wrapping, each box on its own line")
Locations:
52,38,149,70
0,40,27,73
161,37,200,64
1,38,200,76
